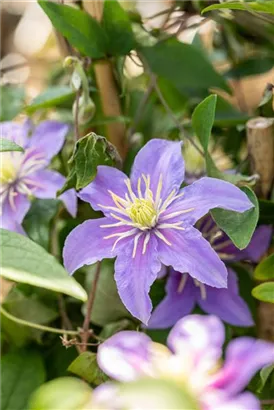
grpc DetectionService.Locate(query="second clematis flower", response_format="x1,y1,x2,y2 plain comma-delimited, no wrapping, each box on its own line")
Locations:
95,315,274,410
148,219,272,328
0,120,77,234
63,139,253,324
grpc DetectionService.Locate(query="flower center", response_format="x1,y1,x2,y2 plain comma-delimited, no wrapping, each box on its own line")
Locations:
127,198,157,229
0,153,17,184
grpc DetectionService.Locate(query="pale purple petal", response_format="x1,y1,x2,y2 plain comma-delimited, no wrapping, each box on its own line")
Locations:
78,166,128,215
28,169,76,216
168,314,225,366
28,121,69,162
207,392,260,410
92,383,121,409
157,226,227,288
97,331,153,381
148,272,197,329
210,337,274,395
130,139,184,201
164,177,253,225
0,120,31,149
237,225,272,262
114,233,161,324
1,193,30,234
59,189,77,217
63,217,132,274
198,269,254,327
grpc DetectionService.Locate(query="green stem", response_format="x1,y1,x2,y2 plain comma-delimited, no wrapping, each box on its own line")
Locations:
0,305,79,336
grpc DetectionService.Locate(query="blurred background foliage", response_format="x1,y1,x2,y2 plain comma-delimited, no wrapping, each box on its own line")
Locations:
1,0,274,409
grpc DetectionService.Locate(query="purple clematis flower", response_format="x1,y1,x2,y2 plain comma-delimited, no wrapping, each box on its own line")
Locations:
96,314,274,410
63,139,253,324
148,218,272,328
0,120,77,234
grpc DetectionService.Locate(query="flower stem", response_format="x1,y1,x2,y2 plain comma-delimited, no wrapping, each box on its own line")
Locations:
0,305,79,336
80,261,101,352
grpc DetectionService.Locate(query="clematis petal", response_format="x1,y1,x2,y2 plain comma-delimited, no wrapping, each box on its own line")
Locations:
157,226,227,288
148,272,197,329
1,193,30,234
97,331,153,381
164,177,253,225
168,314,225,369
207,392,260,410
130,139,184,200
29,169,76,217
237,225,272,262
78,166,129,216
0,120,31,149
198,269,254,327
63,217,132,274
28,121,69,162
114,233,161,324
210,337,274,395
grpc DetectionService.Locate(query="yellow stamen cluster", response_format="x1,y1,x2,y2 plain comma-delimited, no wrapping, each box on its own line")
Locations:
127,198,157,229
0,153,17,184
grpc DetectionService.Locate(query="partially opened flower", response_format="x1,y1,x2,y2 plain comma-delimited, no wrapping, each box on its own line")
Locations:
0,120,77,234
96,314,274,410
63,139,253,324
148,218,272,328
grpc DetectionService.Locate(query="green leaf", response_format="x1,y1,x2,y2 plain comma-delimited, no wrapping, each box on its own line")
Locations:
257,365,274,394
140,39,229,93
119,378,199,410
202,1,274,15
28,377,92,410
254,254,274,281
26,86,75,114
102,0,135,56
2,349,45,410
0,138,24,153
100,319,135,339
225,57,274,79
23,199,60,249
211,186,259,249
192,94,217,151
0,229,87,301
59,132,121,193
0,86,25,121
38,1,107,59
83,260,131,326
68,352,107,385
252,282,274,303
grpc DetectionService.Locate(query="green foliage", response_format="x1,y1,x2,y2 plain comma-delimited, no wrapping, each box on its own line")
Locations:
83,260,131,326
0,229,87,301
28,377,93,410
102,0,135,56
212,187,259,250
23,199,60,250
202,1,274,15
259,200,274,224
254,254,274,281
68,352,107,385
58,132,121,193
39,0,135,58
26,86,75,114
38,1,107,59
0,86,25,121
0,138,24,153
192,94,217,151
225,57,274,79
140,39,229,93
2,350,46,410
252,282,274,303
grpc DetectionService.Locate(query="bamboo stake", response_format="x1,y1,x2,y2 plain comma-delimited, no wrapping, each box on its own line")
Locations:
83,0,127,159
246,117,274,198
